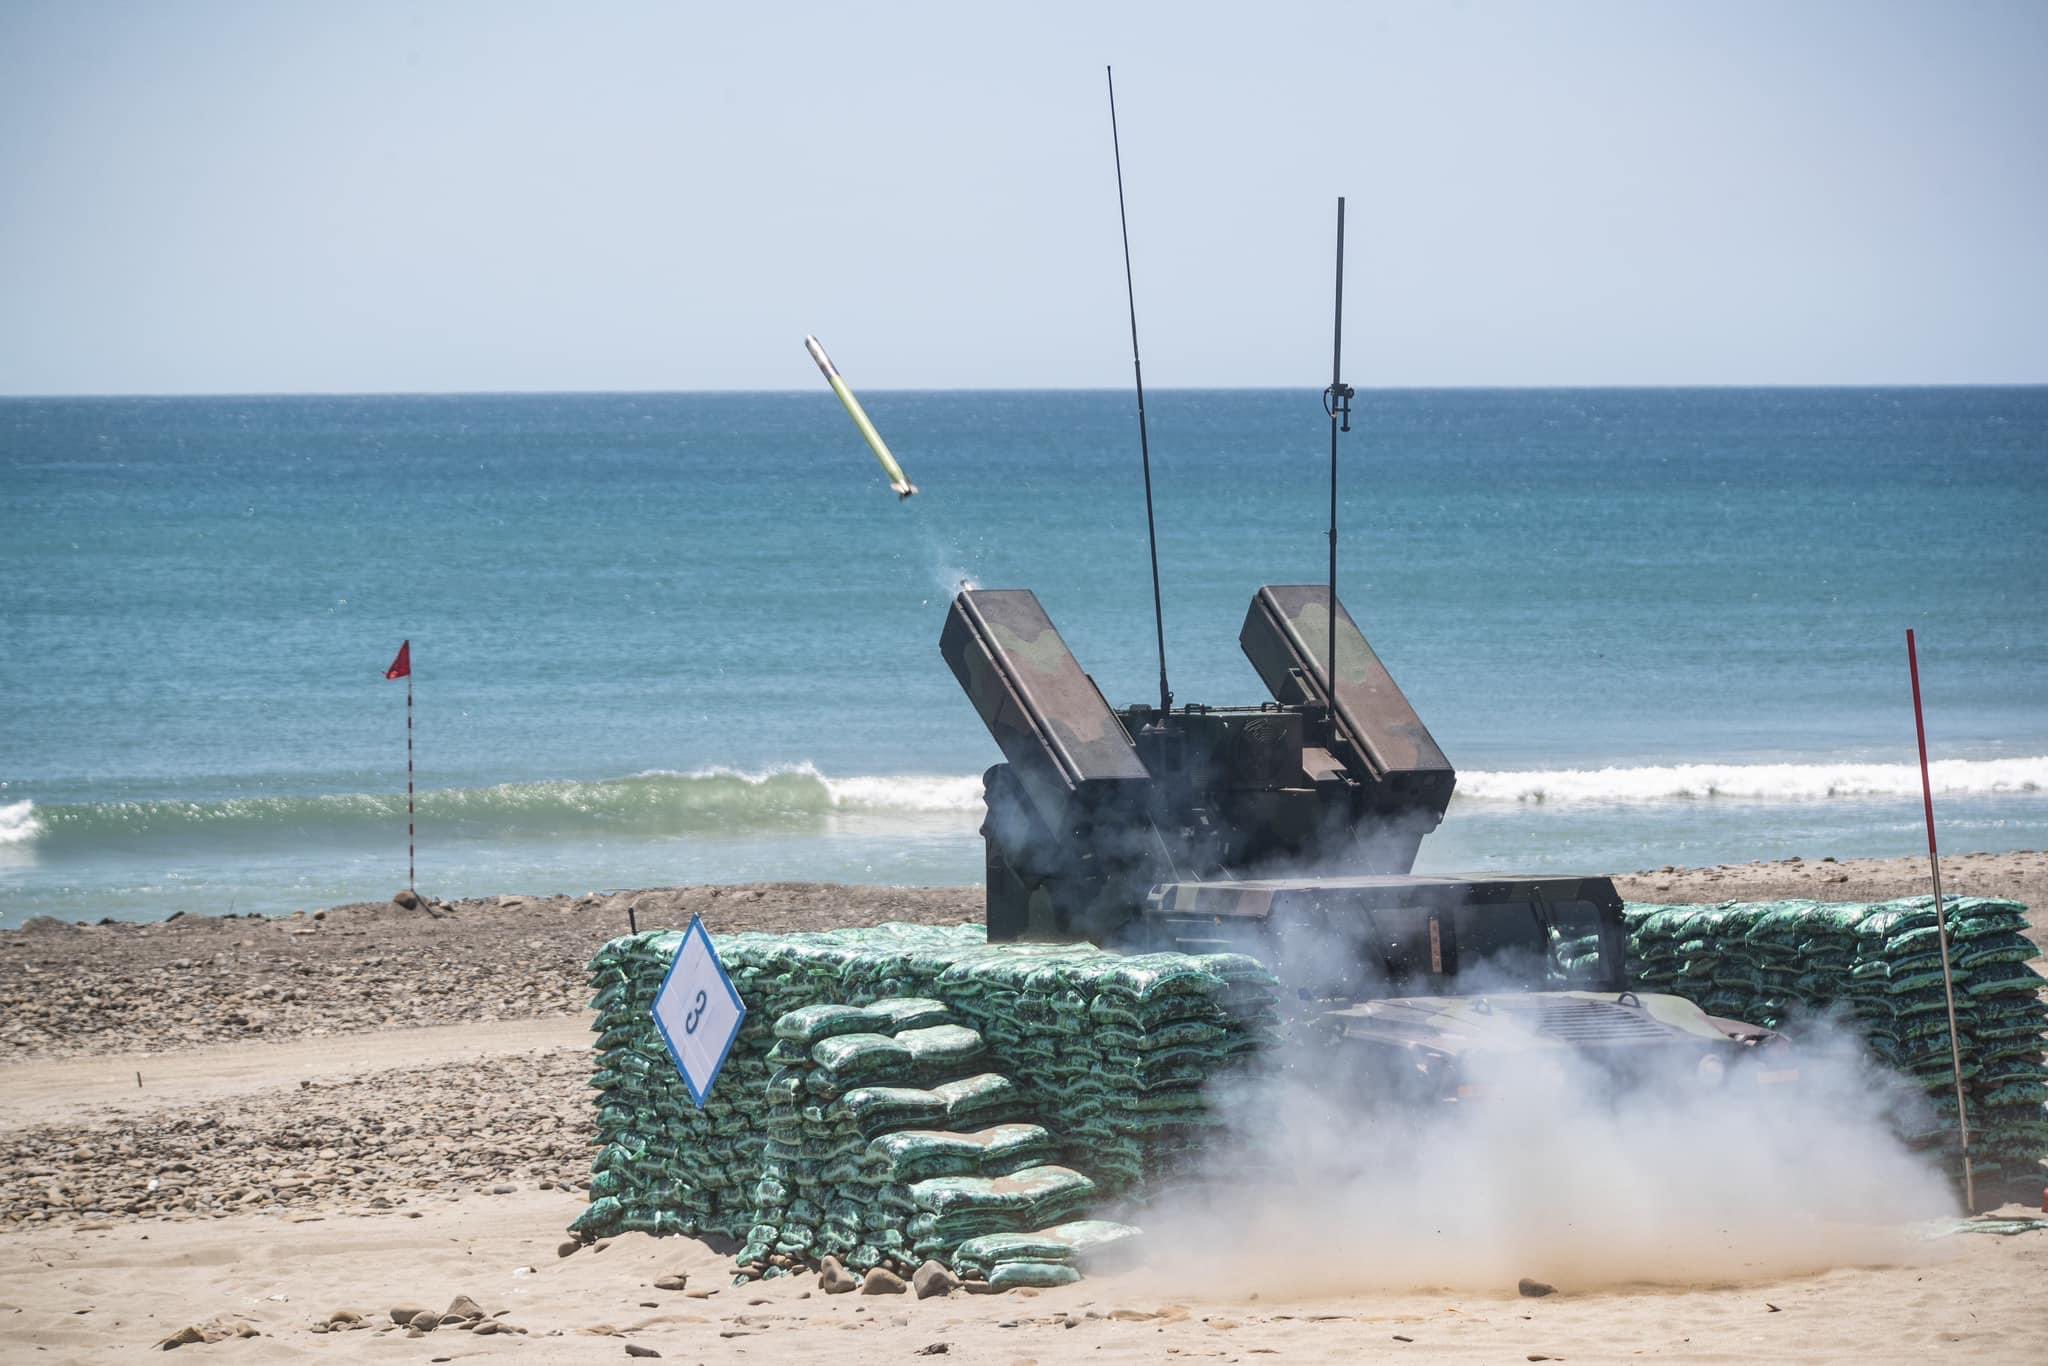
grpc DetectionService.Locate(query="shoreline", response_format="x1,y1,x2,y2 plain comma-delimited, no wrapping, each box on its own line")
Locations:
3,853,2043,1359
3,852,2044,1063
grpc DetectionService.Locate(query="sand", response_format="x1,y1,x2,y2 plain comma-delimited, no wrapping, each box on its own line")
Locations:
3,853,2045,1361
3,1192,2043,1362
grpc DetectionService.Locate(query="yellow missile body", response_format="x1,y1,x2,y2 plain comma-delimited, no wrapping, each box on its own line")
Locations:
804,335,916,499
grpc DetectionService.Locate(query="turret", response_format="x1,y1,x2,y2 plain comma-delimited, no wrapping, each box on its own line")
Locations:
941,585,1457,942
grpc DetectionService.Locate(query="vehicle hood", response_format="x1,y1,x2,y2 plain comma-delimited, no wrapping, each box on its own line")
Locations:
1318,990,1779,1058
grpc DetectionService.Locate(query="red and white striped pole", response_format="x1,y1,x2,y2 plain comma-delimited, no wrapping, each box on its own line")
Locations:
384,640,415,895
1907,628,1973,1211
406,668,415,894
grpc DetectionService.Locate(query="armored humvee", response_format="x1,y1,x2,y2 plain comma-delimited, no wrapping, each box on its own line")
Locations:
941,584,1794,1099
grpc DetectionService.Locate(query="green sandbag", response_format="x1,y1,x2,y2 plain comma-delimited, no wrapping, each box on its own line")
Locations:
953,1219,1143,1276
867,997,955,1032
1982,1064,2048,1097
989,1261,1082,1289
1863,901,2021,942
864,1124,1056,1183
1084,995,1221,1030
1887,965,1971,994
813,1154,867,1186
1751,904,1819,943
909,1165,1097,1222
1035,1218,1143,1260
1967,965,2046,997
1187,952,1282,992
1094,1019,1230,1052
1978,1021,2045,1064
810,1032,914,1080
1099,1058,1213,1091
933,1073,1021,1125
910,1192,1095,1248
776,1003,892,1045
952,1233,1074,1276
1979,1081,2048,1107
833,1086,949,1136
569,1195,623,1234
1955,934,2041,970
1089,955,1225,1002
895,1023,986,1073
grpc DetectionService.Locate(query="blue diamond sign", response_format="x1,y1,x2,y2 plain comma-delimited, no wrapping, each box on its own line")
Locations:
650,915,747,1108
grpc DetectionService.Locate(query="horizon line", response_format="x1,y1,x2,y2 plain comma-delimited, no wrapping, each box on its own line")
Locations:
4,380,2047,402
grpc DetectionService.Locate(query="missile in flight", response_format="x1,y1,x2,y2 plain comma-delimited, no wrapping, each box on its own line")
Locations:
804,335,917,499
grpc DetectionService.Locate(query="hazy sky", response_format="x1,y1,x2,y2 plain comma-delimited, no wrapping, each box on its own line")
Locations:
3,1,2044,394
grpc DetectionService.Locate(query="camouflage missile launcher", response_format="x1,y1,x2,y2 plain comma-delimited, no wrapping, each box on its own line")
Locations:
941,584,1454,944
941,585,1793,1096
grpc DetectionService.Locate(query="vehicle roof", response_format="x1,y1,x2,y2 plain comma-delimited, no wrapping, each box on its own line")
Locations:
1148,873,1607,894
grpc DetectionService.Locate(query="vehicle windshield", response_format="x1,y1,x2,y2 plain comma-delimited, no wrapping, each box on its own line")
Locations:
1367,898,1613,995
1270,890,1619,1000
1450,903,1554,987
1542,899,1612,988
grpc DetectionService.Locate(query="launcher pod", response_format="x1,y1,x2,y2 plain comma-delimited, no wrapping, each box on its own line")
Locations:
942,585,1459,943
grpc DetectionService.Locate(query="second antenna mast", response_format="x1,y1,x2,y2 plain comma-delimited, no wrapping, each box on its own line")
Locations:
1107,65,1171,718
1323,197,1355,701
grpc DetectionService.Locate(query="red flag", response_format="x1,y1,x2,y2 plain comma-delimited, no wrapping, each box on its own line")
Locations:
384,640,411,680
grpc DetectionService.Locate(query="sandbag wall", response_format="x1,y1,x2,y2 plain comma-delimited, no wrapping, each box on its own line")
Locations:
1625,897,2048,1197
749,994,1093,1278
931,947,1283,1195
577,927,783,1241
574,922,1278,1281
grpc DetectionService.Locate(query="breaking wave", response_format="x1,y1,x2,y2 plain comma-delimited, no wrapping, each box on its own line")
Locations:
2,766,985,850
1456,756,2048,804
0,800,42,846
8,756,2041,855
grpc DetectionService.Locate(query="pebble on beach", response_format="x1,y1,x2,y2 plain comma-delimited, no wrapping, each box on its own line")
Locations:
861,1267,908,1295
912,1260,961,1299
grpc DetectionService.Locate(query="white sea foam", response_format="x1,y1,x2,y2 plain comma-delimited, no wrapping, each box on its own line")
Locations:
1456,756,2048,804
0,800,40,846
629,764,983,812
637,758,2047,812
821,773,984,812
673,756,2048,812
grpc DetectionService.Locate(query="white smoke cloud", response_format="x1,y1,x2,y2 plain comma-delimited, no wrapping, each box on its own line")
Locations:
1133,1003,1957,1296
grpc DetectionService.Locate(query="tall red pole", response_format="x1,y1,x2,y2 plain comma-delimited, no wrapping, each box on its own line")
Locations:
1908,628,1973,1210
413,663,421,897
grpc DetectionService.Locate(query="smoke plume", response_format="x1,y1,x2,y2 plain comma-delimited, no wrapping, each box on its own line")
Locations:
1135,1001,1956,1296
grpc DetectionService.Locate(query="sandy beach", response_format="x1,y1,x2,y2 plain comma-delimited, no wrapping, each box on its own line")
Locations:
3,854,2044,1361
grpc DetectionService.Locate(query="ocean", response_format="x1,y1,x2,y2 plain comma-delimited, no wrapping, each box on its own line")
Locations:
2,388,2044,927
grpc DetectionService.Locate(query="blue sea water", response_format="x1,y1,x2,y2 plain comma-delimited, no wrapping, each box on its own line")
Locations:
2,388,2044,927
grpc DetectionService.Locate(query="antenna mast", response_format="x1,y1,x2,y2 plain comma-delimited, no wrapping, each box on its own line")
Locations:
1322,197,1354,701
1107,65,1171,717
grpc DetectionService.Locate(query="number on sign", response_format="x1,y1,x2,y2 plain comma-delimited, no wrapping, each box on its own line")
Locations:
684,989,708,1034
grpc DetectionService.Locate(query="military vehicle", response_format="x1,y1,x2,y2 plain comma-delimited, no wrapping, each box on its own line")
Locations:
941,583,1796,1098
